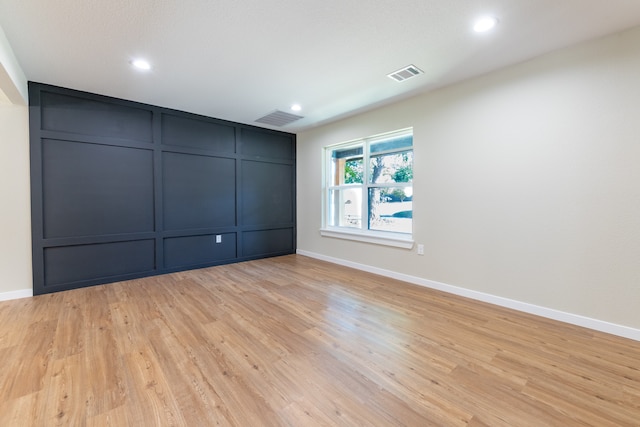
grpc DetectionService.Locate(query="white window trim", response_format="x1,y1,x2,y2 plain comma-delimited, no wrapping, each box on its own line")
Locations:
321,128,414,248
319,226,414,249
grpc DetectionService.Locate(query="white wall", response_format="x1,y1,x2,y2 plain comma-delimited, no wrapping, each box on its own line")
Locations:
297,26,640,332
0,24,32,299
0,104,31,298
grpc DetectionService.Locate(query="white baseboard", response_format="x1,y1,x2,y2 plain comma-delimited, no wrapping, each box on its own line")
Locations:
0,288,33,302
296,249,640,342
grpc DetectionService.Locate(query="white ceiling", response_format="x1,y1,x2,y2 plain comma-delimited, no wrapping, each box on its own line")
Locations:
2,0,640,132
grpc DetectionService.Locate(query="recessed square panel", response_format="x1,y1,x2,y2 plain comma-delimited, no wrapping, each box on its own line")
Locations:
41,91,153,142
42,139,155,238
242,228,293,257
163,152,236,230
43,240,155,287
241,161,293,226
164,233,237,268
241,129,294,160
161,114,235,153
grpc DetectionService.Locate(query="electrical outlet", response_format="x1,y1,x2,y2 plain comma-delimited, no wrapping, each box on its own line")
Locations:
417,244,424,255
216,235,222,243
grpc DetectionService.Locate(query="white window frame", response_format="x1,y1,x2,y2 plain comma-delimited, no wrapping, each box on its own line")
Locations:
320,128,414,249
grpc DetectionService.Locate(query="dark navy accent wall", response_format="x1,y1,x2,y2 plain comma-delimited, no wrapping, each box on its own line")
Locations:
29,82,296,295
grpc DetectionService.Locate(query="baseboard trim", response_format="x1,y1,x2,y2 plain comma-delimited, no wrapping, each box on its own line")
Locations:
0,288,33,302
296,249,640,342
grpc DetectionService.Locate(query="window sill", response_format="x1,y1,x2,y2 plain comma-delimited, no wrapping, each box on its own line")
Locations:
319,227,414,249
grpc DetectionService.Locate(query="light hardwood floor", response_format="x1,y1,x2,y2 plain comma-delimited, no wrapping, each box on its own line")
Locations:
0,255,639,426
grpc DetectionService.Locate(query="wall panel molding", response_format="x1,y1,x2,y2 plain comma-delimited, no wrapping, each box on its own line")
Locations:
29,82,296,294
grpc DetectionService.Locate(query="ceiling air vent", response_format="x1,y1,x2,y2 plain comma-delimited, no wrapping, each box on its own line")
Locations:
255,110,304,127
387,64,423,82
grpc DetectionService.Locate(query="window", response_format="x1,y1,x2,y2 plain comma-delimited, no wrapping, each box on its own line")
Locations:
322,128,413,248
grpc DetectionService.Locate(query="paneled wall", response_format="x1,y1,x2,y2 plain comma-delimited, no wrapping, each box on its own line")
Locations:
29,83,295,295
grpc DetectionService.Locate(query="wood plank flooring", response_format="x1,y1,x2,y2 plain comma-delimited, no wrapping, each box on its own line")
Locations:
0,254,639,426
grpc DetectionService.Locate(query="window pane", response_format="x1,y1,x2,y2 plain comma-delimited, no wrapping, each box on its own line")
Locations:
367,186,412,234
331,145,363,159
370,134,412,154
343,158,363,184
369,150,413,184
330,147,363,185
328,188,362,228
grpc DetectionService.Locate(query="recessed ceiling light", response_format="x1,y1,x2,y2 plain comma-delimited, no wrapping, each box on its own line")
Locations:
291,104,302,112
131,59,151,71
473,16,498,33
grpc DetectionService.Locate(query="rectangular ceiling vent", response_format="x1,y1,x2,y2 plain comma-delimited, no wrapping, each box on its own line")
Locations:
387,64,424,82
255,110,304,127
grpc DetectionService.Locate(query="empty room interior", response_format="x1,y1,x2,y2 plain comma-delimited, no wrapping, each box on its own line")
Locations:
1,1,640,425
